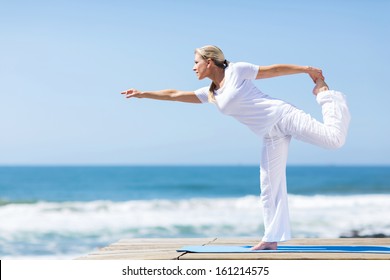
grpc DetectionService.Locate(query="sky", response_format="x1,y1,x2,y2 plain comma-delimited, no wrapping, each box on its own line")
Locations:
1,0,389,166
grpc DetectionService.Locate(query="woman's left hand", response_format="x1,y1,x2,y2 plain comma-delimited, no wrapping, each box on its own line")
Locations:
121,88,143,98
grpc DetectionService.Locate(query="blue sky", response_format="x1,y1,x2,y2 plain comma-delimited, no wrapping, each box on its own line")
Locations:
1,0,389,165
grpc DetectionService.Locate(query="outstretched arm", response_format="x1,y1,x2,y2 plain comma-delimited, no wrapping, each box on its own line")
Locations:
256,64,324,82
121,89,201,103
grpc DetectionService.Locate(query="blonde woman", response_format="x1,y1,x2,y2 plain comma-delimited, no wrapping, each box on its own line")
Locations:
121,45,350,250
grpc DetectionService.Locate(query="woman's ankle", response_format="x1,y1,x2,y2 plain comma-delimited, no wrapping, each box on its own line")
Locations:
313,79,329,96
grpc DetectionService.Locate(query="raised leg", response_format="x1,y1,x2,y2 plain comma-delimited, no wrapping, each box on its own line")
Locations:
278,81,350,149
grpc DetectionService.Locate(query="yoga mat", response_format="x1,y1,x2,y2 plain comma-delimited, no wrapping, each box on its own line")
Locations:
177,245,390,254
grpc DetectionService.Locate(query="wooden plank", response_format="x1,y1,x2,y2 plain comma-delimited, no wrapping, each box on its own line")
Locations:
77,238,215,260
77,238,390,260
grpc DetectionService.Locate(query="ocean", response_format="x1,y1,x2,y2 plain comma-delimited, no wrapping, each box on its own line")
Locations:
1,165,389,259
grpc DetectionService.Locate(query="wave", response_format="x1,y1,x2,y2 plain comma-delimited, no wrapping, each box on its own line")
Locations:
1,194,390,259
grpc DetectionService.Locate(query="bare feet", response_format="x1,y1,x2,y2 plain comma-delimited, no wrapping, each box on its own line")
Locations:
251,241,278,250
313,79,329,96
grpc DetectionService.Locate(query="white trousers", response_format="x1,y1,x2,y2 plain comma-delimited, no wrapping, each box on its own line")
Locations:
260,90,351,242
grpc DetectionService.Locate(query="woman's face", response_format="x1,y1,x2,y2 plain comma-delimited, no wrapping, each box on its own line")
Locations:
193,53,209,80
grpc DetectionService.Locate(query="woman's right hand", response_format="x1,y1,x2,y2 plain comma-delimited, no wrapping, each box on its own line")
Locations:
306,66,325,83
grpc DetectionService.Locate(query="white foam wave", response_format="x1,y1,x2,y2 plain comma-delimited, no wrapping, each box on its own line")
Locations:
1,194,389,236
1,194,390,258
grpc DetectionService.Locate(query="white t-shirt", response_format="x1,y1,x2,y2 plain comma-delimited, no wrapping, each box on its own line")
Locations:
194,62,291,137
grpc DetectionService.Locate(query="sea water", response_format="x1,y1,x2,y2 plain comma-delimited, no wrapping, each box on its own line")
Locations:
1,165,389,259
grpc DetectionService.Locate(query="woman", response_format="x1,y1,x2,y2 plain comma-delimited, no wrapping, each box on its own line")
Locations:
121,45,350,250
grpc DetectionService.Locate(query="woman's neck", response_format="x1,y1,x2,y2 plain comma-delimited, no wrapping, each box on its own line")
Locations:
210,68,225,90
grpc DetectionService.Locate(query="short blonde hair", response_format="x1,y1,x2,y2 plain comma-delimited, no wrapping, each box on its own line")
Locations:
195,45,229,102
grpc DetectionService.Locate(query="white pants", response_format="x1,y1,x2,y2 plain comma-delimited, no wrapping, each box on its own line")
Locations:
260,90,351,242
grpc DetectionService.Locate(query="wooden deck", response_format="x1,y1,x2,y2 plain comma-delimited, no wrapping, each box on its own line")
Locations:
77,238,390,260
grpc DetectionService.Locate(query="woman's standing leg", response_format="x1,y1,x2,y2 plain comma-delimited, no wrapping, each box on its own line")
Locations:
252,132,292,250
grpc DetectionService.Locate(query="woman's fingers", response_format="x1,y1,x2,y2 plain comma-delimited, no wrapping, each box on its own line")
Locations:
121,88,137,98
308,69,325,83
309,73,322,83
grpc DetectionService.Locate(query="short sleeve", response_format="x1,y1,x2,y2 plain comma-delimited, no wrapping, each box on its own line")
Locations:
194,86,209,103
234,62,259,80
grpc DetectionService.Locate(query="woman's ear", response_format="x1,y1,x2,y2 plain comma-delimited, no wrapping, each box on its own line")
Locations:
206,58,213,68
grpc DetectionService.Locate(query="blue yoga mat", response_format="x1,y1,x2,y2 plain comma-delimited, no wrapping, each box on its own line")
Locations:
177,245,390,254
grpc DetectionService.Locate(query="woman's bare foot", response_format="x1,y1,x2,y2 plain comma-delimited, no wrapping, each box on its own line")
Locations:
313,79,329,96
251,241,278,250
